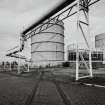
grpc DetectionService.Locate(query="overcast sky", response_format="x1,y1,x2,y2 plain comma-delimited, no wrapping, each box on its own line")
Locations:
0,0,105,61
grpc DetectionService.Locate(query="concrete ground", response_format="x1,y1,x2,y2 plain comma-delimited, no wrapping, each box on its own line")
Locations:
60,82,105,105
0,69,105,105
0,72,39,105
31,80,64,105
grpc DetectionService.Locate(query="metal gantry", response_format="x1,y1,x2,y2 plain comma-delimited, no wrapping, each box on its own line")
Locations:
6,0,101,79
21,0,99,80
76,0,93,80
22,0,100,40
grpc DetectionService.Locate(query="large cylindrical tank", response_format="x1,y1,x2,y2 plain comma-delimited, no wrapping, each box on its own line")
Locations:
95,33,105,48
31,20,64,67
95,33,105,63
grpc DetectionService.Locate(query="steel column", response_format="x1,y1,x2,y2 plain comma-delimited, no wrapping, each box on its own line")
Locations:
76,0,93,80
76,44,79,80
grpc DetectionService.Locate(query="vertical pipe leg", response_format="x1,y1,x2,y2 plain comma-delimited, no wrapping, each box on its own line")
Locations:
18,57,20,74
27,63,29,72
76,0,80,81
4,62,5,71
10,62,11,71
76,45,79,80
87,2,93,77
76,0,93,80
18,36,21,74
89,50,93,77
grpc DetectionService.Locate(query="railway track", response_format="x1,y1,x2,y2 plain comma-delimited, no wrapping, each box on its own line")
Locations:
24,71,71,105
53,80,71,105
24,72,43,105
51,71,71,105
0,70,105,105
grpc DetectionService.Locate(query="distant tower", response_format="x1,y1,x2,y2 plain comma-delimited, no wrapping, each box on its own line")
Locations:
31,20,64,67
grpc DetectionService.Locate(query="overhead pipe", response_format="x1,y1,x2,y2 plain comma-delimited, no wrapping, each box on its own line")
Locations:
22,0,76,35
6,0,76,57
6,0,100,58
6,35,25,57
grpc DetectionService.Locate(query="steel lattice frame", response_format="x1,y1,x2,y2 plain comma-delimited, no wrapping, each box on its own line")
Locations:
21,0,100,80
6,0,101,77
22,0,100,40
76,0,93,80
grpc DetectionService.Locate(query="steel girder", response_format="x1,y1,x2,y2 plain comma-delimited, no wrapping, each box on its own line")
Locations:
22,0,101,40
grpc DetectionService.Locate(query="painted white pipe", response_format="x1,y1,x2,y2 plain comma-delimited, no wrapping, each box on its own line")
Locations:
76,44,79,80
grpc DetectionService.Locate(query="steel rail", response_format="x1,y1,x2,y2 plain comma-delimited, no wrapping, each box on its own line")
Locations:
49,71,72,105
54,80,72,105
24,72,43,105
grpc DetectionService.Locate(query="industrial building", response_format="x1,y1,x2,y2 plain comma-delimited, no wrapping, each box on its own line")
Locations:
68,50,103,61
66,33,105,68
67,49,103,68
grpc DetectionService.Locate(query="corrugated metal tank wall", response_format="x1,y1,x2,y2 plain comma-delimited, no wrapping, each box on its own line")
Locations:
31,20,64,67
95,33,105,63
95,33,105,48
